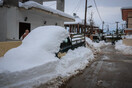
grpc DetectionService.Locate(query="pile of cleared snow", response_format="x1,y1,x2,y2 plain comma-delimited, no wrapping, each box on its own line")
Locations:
115,40,132,55
0,26,95,88
0,26,68,73
57,47,94,77
93,41,110,48
19,1,74,19
85,37,110,53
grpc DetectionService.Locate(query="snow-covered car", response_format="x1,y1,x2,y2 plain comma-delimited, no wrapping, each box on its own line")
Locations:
57,33,85,58
0,26,94,88
0,26,69,88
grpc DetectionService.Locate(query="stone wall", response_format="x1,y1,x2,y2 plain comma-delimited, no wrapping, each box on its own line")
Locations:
123,39,132,46
0,41,22,57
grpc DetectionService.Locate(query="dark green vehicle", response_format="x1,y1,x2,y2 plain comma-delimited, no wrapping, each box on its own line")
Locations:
56,33,85,58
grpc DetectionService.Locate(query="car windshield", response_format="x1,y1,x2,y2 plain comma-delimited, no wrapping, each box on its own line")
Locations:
60,37,71,48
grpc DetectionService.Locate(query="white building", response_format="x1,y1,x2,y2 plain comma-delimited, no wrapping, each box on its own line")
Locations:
0,0,74,41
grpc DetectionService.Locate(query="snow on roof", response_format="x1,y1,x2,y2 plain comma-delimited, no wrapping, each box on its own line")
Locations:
64,16,84,25
0,0,3,6
19,1,74,20
124,28,132,30
64,16,91,26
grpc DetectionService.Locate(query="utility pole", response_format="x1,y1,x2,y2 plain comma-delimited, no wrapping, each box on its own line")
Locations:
84,0,87,34
90,12,93,34
116,22,119,38
106,25,109,32
101,21,104,39
102,21,104,31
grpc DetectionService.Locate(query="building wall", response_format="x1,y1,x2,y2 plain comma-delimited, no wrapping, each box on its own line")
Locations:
124,30,132,35
128,18,132,28
0,7,7,41
32,0,65,12
16,8,66,30
6,7,18,40
128,12,132,17
0,7,72,41
0,7,19,41
123,39,132,46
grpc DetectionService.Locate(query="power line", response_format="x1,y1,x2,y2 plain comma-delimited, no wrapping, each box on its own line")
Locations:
75,0,82,13
71,0,81,14
93,0,103,22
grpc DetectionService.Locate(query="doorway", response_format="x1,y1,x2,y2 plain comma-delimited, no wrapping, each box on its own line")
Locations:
19,22,30,39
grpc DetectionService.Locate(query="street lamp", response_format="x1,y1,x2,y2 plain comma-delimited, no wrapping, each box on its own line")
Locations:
88,5,92,8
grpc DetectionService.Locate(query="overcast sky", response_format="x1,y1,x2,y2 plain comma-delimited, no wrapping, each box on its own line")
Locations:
44,0,132,31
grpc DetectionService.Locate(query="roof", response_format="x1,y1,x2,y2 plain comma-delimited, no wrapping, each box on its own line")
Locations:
64,16,91,27
121,7,132,21
64,16,84,25
19,1,74,20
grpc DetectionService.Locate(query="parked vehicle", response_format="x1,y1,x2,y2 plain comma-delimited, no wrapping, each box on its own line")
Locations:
56,33,85,58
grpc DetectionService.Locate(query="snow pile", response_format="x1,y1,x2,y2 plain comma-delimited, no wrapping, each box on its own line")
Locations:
125,35,132,39
0,0,3,6
85,37,110,53
115,40,132,55
0,26,68,73
93,41,110,48
0,26,95,88
19,1,74,20
57,47,94,77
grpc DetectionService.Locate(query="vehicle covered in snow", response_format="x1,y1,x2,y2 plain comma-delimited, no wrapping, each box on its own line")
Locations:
57,33,85,58
0,26,88,88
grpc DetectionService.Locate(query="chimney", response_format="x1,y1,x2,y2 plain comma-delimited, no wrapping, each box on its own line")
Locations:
3,0,18,7
57,0,64,12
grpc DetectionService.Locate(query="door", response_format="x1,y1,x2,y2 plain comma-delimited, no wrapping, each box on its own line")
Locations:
19,22,30,39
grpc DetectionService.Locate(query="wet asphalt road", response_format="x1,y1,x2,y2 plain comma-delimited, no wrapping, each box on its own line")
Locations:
60,45,132,88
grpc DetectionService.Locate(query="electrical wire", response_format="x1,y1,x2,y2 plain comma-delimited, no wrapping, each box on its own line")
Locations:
75,0,82,13
71,0,81,14
93,0,103,22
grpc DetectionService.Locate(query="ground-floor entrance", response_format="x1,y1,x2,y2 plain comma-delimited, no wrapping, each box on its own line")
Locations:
19,22,31,39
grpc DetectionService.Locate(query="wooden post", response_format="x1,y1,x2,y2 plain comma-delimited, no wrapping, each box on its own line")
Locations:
69,25,71,33
77,24,79,33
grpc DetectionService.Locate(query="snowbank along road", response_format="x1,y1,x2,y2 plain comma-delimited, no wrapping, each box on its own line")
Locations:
60,45,132,88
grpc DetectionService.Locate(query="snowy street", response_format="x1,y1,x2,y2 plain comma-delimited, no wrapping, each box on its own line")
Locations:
59,45,132,88
0,0,132,88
